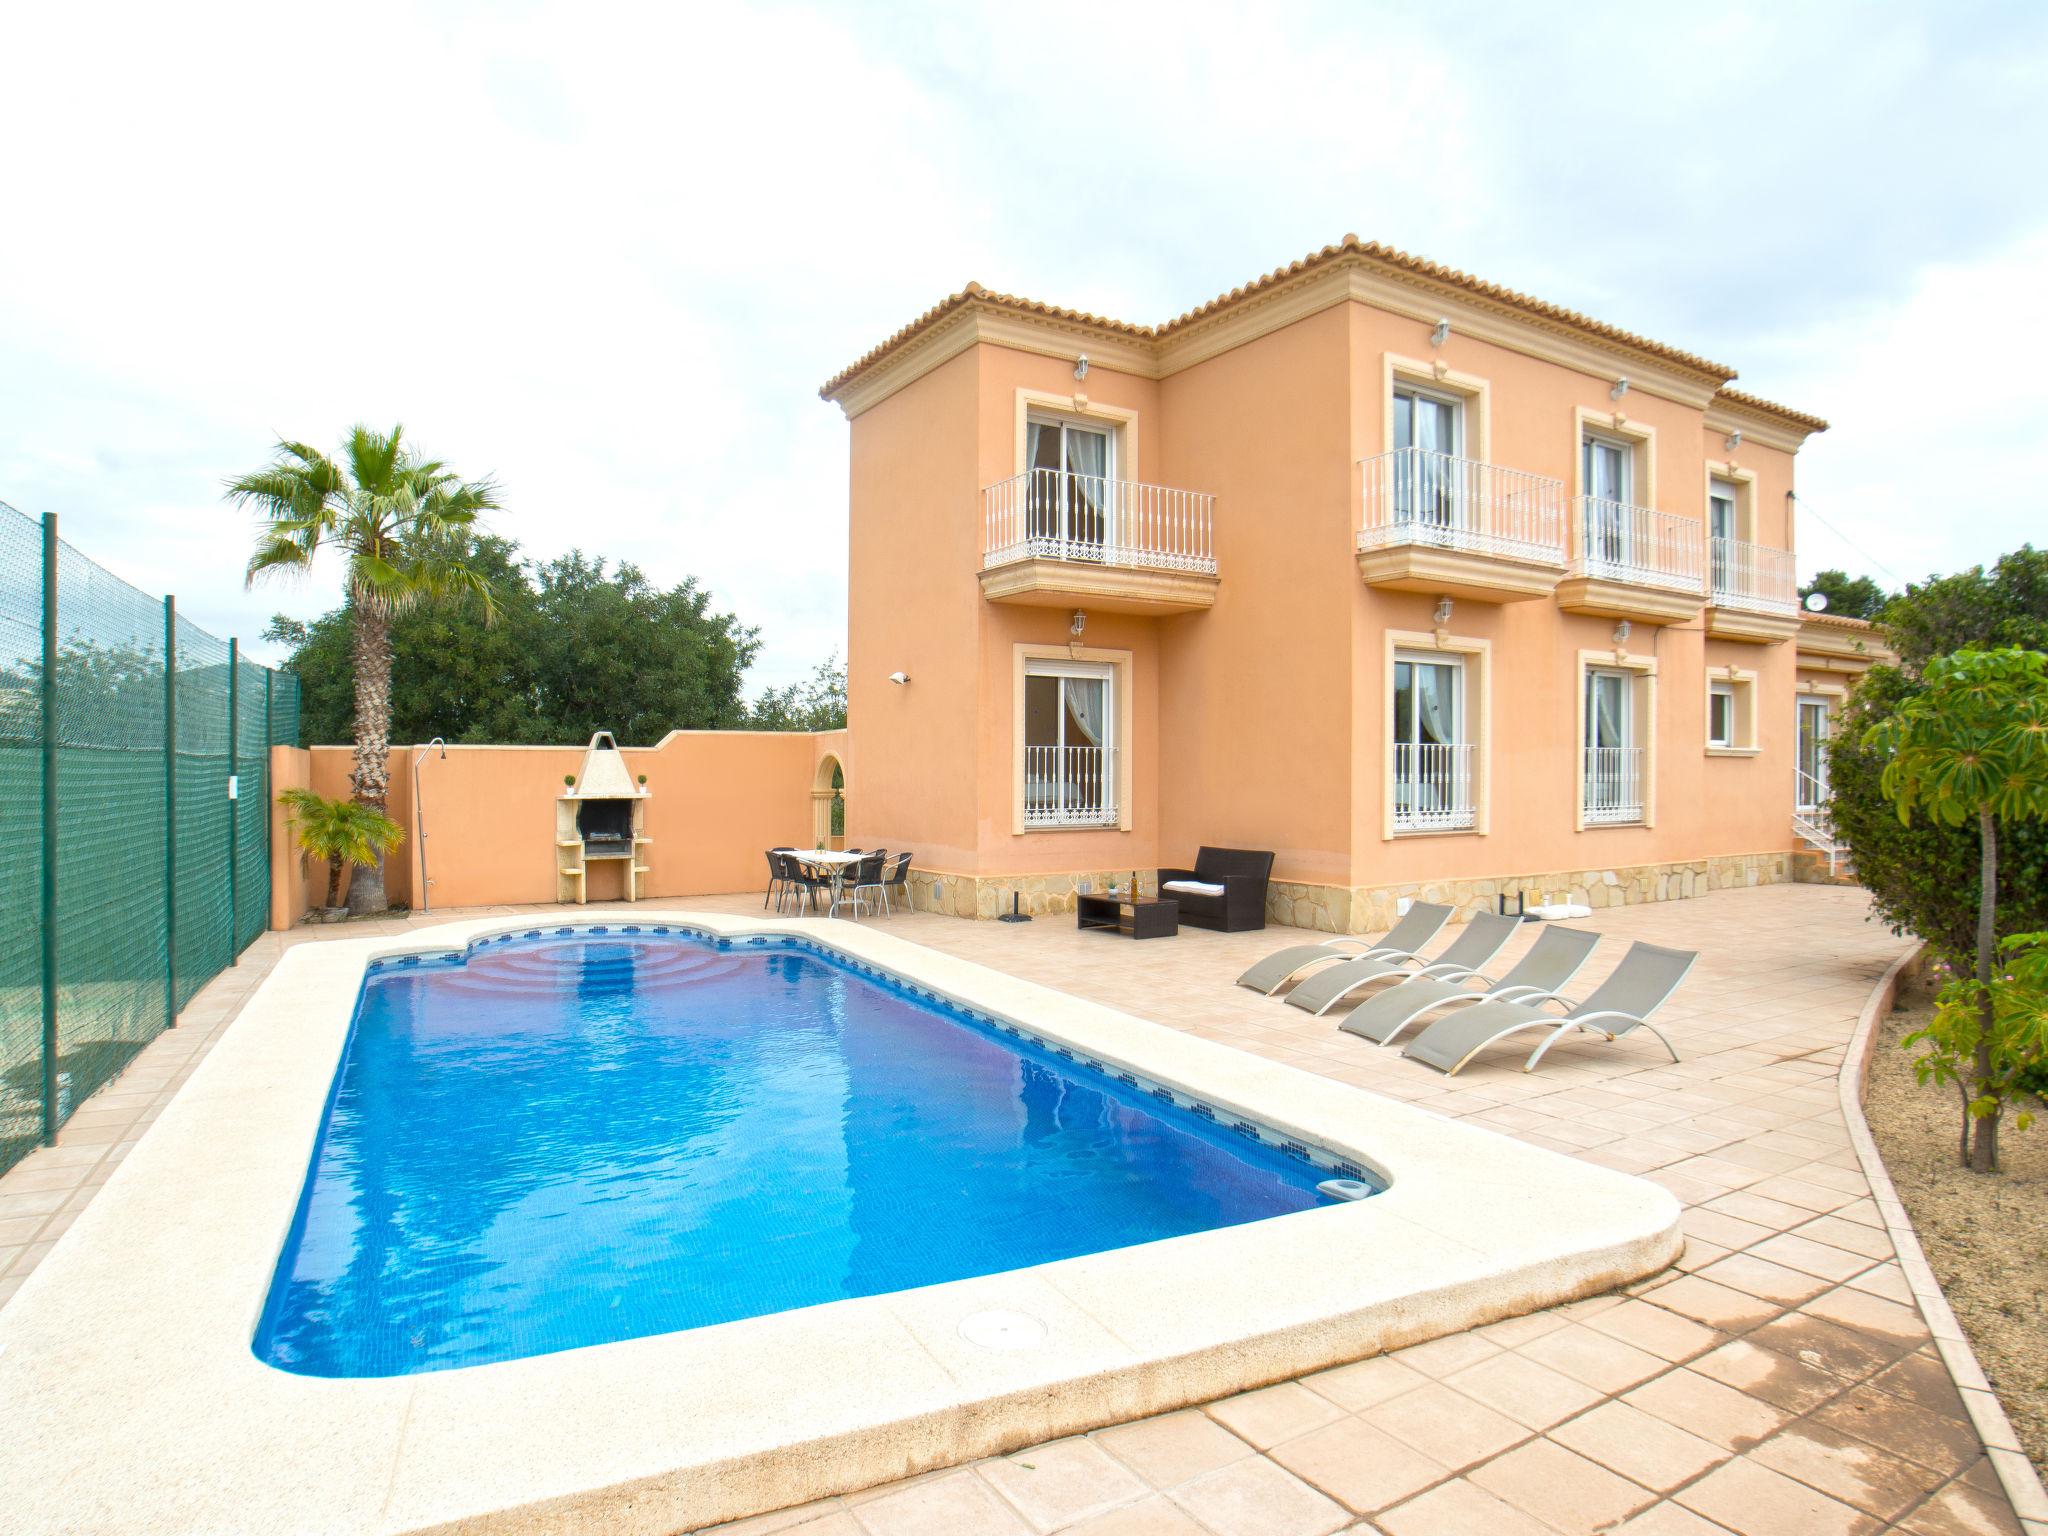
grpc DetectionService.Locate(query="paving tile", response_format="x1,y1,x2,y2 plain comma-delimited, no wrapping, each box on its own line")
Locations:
1802,1284,1933,1348
1864,1349,1969,1420
1301,1355,1431,1413
1265,1416,1451,1516
1746,1310,1904,1384
1548,1399,1729,1493
1361,1382,1530,1469
1895,1476,2026,1535
1633,1274,1779,1330
1516,1323,1666,1392
1580,1299,1721,1363
1442,1351,1605,1430
1469,1437,1656,1532
1204,1381,1343,1449
1623,1369,1793,1451
1811,1383,1984,1479
1674,1455,1881,1535
1607,1504,1741,1535
1375,1478,1560,1536
849,1470,1031,1536
1167,1456,1350,1536
1092,1410,1252,1490
978,1437,1146,1532
1388,1330,1502,1378
1694,1252,1833,1306
1058,1496,1213,1536
1688,1338,1855,1413
1750,1421,1949,1523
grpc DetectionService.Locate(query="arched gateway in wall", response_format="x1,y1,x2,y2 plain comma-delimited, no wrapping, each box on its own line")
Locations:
811,754,845,849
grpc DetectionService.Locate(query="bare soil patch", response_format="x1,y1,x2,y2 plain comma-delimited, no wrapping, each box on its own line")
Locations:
1863,975,2048,1474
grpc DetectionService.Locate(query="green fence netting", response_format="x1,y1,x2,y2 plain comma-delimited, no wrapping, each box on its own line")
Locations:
0,502,299,1175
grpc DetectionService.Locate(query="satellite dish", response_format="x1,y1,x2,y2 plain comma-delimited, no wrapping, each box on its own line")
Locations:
1804,592,1829,612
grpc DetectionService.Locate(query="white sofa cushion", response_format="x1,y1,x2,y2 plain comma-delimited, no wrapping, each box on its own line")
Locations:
1162,879,1227,898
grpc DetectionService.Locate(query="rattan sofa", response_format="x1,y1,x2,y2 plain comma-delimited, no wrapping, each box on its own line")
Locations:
1156,847,1274,932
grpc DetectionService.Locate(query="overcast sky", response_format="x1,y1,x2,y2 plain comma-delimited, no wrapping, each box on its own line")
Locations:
2,2,2043,686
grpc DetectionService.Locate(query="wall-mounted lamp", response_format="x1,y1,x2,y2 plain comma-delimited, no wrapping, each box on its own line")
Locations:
1612,619,1632,646
1073,354,1090,382
887,671,910,686
1433,596,1454,627
1070,609,1087,638
1429,318,1451,348
1610,377,1630,401
1724,429,1743,451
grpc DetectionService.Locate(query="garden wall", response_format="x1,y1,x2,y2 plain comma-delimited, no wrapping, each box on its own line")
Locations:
274,731,839,923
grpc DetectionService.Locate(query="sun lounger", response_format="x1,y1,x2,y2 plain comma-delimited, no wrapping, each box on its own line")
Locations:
1233,903,1451,995
1401,940,1698,1075
1284,912,1520,1016
1337,925,1603,1044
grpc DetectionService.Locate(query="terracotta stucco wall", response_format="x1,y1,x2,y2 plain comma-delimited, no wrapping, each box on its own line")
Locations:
275,732,824,922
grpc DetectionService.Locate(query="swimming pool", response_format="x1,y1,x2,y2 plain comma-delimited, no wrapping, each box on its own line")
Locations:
255,928,1351,1377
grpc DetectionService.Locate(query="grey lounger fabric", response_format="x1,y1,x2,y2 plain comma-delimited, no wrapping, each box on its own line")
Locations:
1337,925,1603,1044
1285,912,1521,1016
1401,940,1698,1075
1232,902,1451,994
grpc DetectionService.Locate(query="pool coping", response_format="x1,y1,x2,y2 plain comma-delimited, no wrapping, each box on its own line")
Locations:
0,912,1682,1535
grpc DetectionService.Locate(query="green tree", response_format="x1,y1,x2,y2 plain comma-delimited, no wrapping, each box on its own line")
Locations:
267,541,769,746
1798,568,1889,621
749,653,848,731
277,787,405,912
227,425,501,913
1864,647,2048,1172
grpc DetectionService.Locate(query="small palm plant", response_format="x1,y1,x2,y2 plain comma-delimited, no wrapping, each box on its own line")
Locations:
228,424,499,913
278,787,405,916
1865,646,2048,1171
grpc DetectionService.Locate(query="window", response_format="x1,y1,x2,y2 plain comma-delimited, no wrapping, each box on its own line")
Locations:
1392,652,1472,831
1797,697,1831,809
1584,667,1642,823
1022,659,1115,827
1392,384,1464,528
1708,683,1736,748
1025,414,1113,558
1583,431,1636,567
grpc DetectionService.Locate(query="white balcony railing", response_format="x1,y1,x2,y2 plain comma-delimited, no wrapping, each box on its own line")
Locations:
1023,744,1117,828
1583,745,1644,825
984,471,1215,574
1710,536,1798,615
1359,449,1566,565
1393,742,1476,833
1570,498,1706,594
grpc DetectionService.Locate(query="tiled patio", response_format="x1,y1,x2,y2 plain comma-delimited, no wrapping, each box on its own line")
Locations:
0,884,2035,1534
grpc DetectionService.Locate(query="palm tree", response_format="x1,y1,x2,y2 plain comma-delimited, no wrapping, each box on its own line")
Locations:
277,788,406,913
228,425,500,912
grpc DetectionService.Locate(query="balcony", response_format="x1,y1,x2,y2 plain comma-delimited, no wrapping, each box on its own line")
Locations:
1023,744,1117,828
1583,745,1645,826
981,470,1218,614
1357,449,1566,603
1393,742,1476,833
1555,498,1707,626
1706,537,1800,643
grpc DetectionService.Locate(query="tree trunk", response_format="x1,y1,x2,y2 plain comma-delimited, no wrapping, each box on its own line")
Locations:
326,858,344,910
347,605,394,915
1969,807,2000,1174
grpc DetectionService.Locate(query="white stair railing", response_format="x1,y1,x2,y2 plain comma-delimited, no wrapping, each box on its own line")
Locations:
1392,742,1475,832
1022,744,1117,827
1582,745,1644,825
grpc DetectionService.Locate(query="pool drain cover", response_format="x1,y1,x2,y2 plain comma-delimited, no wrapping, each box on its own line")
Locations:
958,1309,1047,1351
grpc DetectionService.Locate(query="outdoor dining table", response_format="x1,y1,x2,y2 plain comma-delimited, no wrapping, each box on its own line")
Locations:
790,848,865,916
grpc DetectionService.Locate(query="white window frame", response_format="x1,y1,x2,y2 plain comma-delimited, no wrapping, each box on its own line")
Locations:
1708,682,1736,748
1577,653,1656,830
1392,382,1465,457
1796,695,1833,810
1391,649,1473,833
1383,630,1491,839
1018,654,1120,831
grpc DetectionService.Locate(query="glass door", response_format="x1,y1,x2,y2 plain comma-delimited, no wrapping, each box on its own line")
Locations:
1023,663,1115,825
1797,698,1830,810
1585,669,1639,822
1392,654,1469,829
1026,417,1113,560
1709,477,1739,596
1584,435,1632,568
1393,387,1461,531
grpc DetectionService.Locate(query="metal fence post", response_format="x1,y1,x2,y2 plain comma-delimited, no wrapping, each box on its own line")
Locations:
227,638,238,966
164,595,178,1028
39,514,59,1145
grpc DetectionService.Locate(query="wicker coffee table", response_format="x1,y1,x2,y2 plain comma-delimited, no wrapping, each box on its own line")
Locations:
1076,893,1179,940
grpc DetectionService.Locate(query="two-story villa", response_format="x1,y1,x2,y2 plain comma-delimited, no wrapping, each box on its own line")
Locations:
819,236,1876,929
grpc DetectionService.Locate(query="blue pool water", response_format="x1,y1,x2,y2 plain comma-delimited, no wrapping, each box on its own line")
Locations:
255,930,1343,1377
